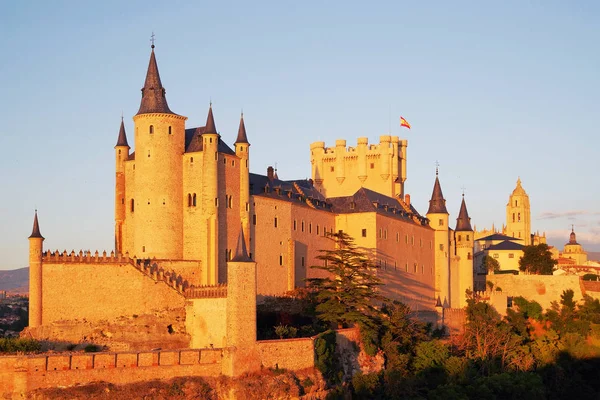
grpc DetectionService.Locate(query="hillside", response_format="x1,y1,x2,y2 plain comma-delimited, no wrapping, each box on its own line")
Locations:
0,268,28,294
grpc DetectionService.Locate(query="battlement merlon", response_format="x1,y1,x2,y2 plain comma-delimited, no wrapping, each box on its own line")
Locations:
310,136,408,198
309,136,406,156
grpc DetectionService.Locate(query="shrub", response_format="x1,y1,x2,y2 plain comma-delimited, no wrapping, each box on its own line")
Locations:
582,274,599,281
84,344,101,353
314,330,337,383
352,372,382,399
0,338,41,353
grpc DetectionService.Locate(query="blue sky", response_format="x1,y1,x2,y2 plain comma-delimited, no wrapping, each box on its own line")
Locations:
1,1,599,269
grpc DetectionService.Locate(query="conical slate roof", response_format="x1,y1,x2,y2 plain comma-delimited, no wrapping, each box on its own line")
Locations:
205,105,217,134
232,229,251,262
136,47,174,115
427,175,448,214
235,112,249,144
115,118,129,147
455,196,473,231
29,211,44,239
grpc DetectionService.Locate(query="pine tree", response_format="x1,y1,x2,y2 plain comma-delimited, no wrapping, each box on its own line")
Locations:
306,232,383,329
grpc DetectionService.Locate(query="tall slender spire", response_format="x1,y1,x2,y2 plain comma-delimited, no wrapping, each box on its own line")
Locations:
29,210,44,239
235,112,249,144
232,228,251,262
205,104,217,134
455,195,473,231
115,117,129,147
136,42,174,115
427,174,448,214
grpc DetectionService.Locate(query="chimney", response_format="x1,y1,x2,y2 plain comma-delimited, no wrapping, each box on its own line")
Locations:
267,166,274,181
404,194,411,207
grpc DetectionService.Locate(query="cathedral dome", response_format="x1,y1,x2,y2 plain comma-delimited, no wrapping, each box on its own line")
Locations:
569,228,578,245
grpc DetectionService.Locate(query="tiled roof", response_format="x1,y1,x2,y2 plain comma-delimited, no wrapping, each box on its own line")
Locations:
477,233,522,242
184,127,235,155
136,48,174,116
455,196,472,231
236,113,249,144
115,118,129,147
427,176,448,214
486,240,524,251
249,173,331,211
29,211,43,239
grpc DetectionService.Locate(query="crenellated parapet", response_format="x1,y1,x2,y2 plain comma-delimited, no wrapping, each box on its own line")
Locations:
310,136,408,198
42,249,128,263
184,283,228,299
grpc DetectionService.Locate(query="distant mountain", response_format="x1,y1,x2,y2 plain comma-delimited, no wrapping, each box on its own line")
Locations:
0,267,28,294
588,252,600,262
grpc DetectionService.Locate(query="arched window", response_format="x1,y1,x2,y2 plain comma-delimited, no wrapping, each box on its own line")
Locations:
515,200,518,206
187,194,192,207
149,125,154,134
130,199,135,212
518,213,521,222
192,193,197,207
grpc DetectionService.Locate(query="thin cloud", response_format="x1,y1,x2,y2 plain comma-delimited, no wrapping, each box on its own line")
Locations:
537,210,590,220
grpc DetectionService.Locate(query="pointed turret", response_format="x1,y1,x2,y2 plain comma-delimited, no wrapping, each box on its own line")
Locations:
455,195,473,231
232,229,251,262
427,171,448,214
29,210,44,239
115,118,129,148
136,45,174,115
235,112,249,144
205,104,217,134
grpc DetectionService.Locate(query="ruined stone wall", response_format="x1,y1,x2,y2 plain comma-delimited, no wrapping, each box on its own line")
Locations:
41,260,185,324
488,274,583,311
256,337,315,371
0,349,222,397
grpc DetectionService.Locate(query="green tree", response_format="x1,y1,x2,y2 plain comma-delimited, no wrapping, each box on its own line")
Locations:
306,232,383,330
483,255,501,273
518,244,557,275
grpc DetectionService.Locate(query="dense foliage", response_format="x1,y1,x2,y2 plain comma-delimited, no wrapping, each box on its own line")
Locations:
258,234,600,397
519,243,557,275
482,255,500,273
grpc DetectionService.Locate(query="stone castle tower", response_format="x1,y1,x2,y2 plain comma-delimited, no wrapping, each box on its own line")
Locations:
452,195,474,309
310,136,408,198
114,45,249,285
426,171,474,308
504,178,531,245
28,211,44,328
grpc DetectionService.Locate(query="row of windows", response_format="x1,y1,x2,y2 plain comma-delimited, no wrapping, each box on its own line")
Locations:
129,194,239,211
148,125,172,135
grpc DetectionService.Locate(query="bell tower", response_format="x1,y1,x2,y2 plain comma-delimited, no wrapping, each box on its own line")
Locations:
505,178,531,245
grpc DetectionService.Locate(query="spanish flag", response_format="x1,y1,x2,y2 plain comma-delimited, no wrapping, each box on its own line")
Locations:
400,117,411,129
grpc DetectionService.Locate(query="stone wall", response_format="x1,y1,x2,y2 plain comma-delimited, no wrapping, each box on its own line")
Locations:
41,261,185,325
256,337,315,371
0,348,222,397
185,296,227,349
488,274,584,311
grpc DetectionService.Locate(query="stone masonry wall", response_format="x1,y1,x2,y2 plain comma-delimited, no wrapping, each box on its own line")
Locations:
0,349,222,397
41,261,185,324
256,337,315,371
488,274,584,311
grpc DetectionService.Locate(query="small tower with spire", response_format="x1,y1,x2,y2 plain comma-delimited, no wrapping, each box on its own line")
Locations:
235,112,251,250
452,194,474,308
426,167,451,307
130,39,187,259
201,103,220,286
114,117,129,254
28,210,44,328
224,229,260,376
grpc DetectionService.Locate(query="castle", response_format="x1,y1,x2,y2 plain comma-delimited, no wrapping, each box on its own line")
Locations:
26,44,475,353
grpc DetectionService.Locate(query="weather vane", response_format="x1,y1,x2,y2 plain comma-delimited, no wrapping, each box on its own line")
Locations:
435,160,440,176
150,32,155,48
